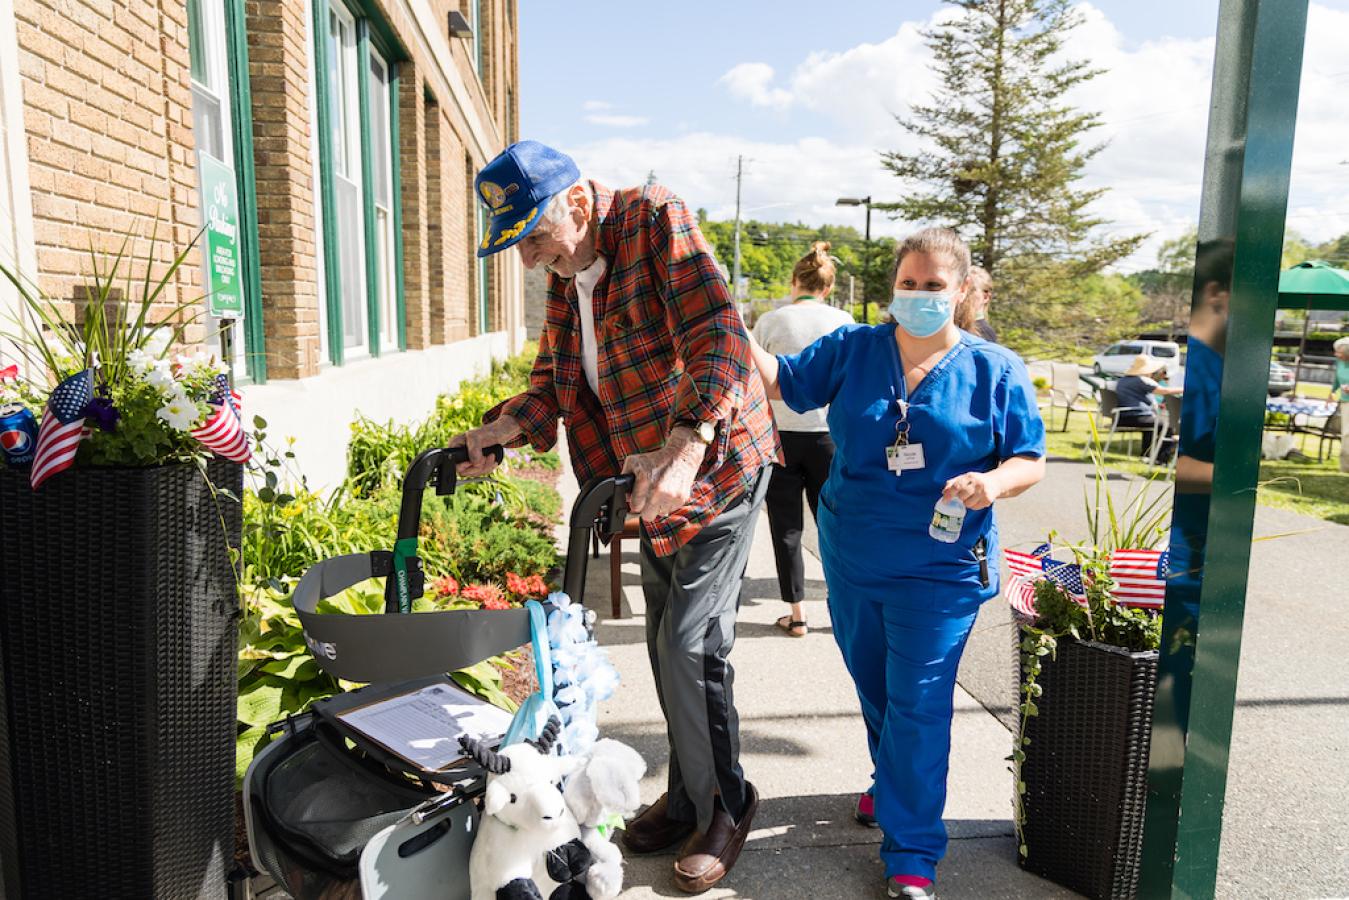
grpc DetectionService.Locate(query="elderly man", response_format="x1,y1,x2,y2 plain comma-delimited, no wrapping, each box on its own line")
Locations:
452,141,778,893
1333,336,1349,472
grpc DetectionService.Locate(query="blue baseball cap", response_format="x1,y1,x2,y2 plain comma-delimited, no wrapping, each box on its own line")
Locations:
474,141,580,258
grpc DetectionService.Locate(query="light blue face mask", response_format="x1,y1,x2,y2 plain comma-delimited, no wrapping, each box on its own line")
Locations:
889,289,956,338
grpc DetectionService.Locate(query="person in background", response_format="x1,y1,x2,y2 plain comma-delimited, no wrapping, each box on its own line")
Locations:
1114,355,1182,463
953,265,997,342
747,227,1046,899
752,242,855,637
1332,336,1349,472
452,141,778,894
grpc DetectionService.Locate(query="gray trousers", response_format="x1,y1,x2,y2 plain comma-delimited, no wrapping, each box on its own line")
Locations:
640,468,769,834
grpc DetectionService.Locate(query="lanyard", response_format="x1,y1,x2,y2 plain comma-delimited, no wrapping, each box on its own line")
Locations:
887,334,912,447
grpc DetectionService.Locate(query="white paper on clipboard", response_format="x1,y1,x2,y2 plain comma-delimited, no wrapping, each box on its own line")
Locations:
336,681,515,773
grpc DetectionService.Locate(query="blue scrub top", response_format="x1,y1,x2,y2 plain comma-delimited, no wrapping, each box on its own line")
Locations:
777,324,1046,591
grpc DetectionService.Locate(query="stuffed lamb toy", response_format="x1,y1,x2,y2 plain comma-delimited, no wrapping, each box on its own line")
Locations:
460,719,592,900
562,739,647,900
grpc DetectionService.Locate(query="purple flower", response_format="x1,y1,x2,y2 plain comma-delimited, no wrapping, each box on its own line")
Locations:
83,395,120,431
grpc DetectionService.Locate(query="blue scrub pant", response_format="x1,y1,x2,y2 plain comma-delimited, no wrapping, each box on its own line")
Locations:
825,576,983,881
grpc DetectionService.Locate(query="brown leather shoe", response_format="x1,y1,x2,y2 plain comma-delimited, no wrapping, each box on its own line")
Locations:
622,792,696,854
672,783,759,894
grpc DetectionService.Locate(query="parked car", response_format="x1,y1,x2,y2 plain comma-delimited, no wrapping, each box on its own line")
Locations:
1092,340,1182,377
1267,360,1295,396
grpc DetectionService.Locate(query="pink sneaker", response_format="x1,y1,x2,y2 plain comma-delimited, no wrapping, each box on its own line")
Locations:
854,792,878,828
887,875,935,899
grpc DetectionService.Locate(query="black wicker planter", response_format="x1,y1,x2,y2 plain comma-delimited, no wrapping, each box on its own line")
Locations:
1018,632,1159,900
0,460,243,899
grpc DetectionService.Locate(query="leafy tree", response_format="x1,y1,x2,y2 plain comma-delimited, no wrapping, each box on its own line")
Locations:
699,219,894,306
881,0,1144,348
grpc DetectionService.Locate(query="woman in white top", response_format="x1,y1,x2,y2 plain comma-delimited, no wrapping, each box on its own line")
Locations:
752,242,855,636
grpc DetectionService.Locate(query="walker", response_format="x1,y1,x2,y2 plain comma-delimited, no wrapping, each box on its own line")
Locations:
242,444,633,899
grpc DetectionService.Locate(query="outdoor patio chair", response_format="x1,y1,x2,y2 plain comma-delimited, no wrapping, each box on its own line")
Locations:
1045,361,1095,431
1088,387,1160,459
1291,407,1341,462
1148,393,1182,468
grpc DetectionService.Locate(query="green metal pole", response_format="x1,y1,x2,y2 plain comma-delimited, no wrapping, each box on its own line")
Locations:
1139,2,1308,897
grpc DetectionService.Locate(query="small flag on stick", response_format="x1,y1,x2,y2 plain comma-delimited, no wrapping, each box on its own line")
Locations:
190,373,250,463
30,369,93,490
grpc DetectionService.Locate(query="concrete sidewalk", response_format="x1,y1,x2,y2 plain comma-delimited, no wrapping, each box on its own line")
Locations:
558,470,1074,899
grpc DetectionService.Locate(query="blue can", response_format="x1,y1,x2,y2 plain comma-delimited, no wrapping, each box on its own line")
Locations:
0,404,39,468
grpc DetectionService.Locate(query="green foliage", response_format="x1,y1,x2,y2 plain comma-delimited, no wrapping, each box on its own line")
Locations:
235,348,562,781
700,219,896,306
881,0,1144,351
345,346,539,496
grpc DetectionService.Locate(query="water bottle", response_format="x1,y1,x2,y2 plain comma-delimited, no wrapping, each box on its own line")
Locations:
929,495,965,543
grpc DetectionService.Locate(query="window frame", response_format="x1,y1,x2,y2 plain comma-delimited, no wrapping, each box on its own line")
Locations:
311,0,407,365
188,0,266,382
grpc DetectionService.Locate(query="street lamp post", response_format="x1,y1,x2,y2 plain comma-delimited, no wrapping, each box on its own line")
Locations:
837,196,872,322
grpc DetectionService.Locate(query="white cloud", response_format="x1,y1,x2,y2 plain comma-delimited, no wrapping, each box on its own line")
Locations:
584,113,651,128
584,4,1349,272
568,133,908,244
583,100,612,111
719,63,794,110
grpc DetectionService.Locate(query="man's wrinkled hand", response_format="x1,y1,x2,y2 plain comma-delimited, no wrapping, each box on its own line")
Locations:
622,428,707,521
448,415,522,477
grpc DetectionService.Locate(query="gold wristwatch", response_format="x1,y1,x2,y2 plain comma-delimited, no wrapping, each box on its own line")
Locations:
678,421,717,445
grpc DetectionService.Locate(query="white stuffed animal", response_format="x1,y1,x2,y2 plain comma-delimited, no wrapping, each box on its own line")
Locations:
459,719,592,900
562,739,648,900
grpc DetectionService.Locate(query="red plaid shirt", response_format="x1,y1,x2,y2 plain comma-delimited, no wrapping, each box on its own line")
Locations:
490,181,779,556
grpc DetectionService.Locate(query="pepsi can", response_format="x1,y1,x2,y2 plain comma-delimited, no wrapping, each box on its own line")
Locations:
1,404,39,468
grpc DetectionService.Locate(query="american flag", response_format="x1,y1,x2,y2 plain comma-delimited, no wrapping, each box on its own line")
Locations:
30,369,93,490
1106,548,1168,608
1004,544,1051,617
190,374,250,463
1004,544,1169,617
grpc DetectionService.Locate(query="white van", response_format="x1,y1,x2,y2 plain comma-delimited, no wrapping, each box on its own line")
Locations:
1091,340,1182,377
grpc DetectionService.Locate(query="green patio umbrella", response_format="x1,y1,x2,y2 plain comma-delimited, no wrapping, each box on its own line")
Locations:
1277,260,1349,391
1278,259,1349,310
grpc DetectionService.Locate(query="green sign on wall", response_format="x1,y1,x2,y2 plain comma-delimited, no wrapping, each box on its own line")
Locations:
200,152,244,319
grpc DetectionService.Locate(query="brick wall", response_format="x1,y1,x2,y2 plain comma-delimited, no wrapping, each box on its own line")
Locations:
13,0,518,378
246,0,320,378
15,0,201,340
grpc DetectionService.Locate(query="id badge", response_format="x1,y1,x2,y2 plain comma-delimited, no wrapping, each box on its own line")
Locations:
885,443,926,475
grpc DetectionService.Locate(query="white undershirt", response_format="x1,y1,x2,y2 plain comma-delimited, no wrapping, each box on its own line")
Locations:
574,255,607,394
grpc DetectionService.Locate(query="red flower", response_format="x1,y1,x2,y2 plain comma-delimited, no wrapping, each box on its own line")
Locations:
430,575,460,597
461,583,508,609
506,572,548,599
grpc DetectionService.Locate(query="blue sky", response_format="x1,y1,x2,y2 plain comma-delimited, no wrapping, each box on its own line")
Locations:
519,2,1349,270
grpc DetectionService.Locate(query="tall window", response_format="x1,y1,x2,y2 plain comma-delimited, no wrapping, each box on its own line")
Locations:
470,0,483,75
188,0,228,162
313,0,405,364
188,0,263,380
326,2,367,354
475,203,489,333
368,49,398,352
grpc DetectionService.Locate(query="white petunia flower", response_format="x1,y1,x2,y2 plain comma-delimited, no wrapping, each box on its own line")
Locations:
126,349,155,376
144,361,177,392
142,330,172,357
156,395,200,431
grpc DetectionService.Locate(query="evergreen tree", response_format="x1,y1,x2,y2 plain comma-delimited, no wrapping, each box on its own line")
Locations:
881,0,1144,350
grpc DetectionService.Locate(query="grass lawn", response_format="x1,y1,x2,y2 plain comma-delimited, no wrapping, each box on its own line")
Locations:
1042,406,1348,526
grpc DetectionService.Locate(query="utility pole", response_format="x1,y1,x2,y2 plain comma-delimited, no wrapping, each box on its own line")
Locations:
732,155,743,301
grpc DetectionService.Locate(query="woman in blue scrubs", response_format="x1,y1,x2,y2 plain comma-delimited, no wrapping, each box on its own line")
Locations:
749,228,1046,899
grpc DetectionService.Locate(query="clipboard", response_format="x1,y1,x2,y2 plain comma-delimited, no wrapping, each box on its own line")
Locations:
310,675,513,781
